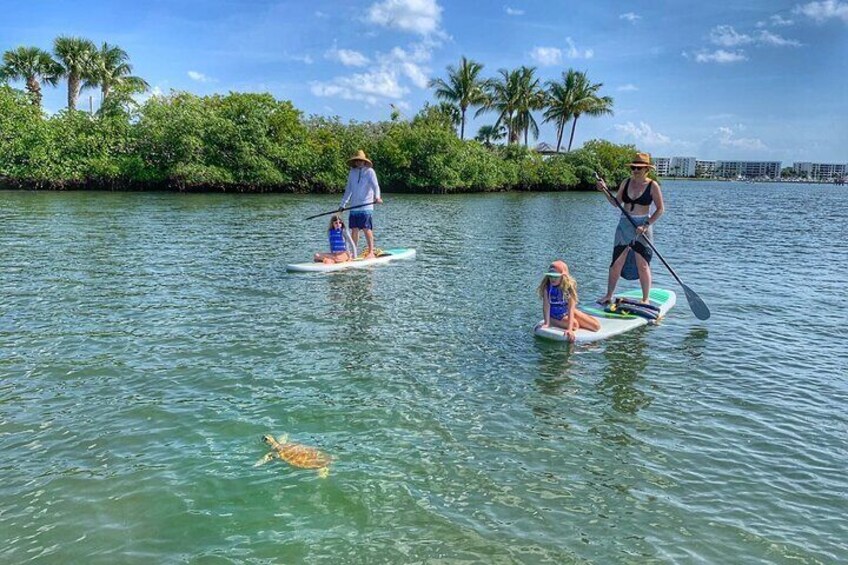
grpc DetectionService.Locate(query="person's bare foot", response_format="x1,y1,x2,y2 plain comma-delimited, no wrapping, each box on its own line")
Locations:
322,257,334,264
365,252,376,259
597,296,612,305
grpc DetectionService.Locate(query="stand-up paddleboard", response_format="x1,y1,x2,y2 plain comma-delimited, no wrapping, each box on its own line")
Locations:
534,288,676,344
286,248,416,273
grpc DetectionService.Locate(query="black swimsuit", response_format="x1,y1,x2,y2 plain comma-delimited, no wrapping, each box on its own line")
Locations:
621,179,653,211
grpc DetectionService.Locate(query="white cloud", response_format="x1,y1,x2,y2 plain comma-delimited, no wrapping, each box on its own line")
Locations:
565,37,593,59
285,54,314,64
187,71,213,83
505,7,524,16
617,83,639,92
710,25,754,46
367,0,443,35
326,47,370,67
529,46,562,66
769,14,795,26
707,24,801,52
794,1,848,23
311,40,435,104
695,49,748,63
756,30,802,46
716,126,767,150
620,12,641,23
615,122,671,145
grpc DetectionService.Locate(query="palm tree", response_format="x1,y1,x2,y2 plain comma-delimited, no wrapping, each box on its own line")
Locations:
53,36,97,110
513,66,544,147
428,56,487,140
543,69,579,152
562,70,614,152
479,68,522,144
0,46,62,107
85,42,149,103
474,124,506,147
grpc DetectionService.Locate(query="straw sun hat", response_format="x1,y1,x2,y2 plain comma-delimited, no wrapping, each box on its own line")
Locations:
347,150,372,167
628,152,655,169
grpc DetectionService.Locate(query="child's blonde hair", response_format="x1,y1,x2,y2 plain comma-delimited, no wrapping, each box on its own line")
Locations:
537,260,578,302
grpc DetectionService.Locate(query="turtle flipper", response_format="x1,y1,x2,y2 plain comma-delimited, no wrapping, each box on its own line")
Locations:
254,452,276,467
317,467,329,479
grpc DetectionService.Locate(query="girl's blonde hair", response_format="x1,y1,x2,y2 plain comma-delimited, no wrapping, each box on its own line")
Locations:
328,214,345,231
537,260,578,302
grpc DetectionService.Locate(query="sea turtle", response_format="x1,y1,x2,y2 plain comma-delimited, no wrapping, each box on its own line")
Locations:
254,434,332,478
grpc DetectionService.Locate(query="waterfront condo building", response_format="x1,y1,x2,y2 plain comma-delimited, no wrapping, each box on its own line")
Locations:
654,157,671,176
792,162,848,181
715,161,781,180
670,157,697,177
695,160,716,178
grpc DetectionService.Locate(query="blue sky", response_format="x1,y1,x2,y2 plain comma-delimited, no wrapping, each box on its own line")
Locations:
1,0,846,162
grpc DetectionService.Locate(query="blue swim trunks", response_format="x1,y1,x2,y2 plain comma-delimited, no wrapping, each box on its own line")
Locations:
349,210,373,230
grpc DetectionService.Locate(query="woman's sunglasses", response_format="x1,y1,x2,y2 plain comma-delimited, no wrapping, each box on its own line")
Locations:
630,166,647,172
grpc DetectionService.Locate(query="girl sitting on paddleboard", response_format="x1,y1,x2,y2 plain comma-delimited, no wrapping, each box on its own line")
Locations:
313,215,355,264
537,260,601,342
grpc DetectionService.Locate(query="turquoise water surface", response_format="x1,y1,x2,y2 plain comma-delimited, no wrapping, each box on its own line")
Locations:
1,182,846,563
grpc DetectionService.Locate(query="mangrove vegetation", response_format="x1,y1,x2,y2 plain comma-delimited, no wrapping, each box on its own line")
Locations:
1,43,637,193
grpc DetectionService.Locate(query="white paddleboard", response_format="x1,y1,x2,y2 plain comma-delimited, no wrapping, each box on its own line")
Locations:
534,288,676,344
286,248,416,273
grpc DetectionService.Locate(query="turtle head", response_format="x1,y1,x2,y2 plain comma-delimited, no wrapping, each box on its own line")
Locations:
261,434,275,445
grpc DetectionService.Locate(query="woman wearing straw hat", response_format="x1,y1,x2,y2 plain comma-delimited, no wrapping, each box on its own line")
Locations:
596,152,666,304
339,150,383,259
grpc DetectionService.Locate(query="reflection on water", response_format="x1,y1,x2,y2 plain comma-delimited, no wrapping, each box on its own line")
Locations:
681,327,709,360
599,331,651,415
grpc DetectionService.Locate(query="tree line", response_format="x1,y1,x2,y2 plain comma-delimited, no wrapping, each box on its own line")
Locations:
0,42,636,193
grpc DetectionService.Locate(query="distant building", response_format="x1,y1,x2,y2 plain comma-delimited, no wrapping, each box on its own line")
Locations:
793,162,848,181
670,157,697,177
534,142,567,158
715,161,781,180
654,157,671,176
695,160,716,178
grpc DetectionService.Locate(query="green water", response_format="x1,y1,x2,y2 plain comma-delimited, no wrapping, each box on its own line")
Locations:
1,183,846,563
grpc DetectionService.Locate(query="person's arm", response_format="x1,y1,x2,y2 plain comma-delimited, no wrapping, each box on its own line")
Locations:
566,296,577,342
596,178,624,208
369,168,382,204
343,228,357,258
339,172,353,209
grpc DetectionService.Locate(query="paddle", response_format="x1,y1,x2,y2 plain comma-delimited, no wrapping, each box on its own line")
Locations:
304,201,377,221
594,172,711,320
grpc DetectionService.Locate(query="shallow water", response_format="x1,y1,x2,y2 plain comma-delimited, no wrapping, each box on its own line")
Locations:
1,182,846,563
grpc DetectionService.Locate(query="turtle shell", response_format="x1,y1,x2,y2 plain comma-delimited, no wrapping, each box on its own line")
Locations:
277,442,331,469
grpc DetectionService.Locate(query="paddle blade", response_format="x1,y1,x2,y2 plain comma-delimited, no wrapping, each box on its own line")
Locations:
682,283,711,320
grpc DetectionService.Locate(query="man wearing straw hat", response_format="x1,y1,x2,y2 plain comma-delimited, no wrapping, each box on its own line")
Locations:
339,150,383,259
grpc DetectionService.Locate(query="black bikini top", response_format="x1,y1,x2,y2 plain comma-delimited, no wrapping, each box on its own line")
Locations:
621,179,653,211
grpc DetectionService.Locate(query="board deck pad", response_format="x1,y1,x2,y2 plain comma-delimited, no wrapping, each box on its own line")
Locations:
286,248,416,273
534,288,676,344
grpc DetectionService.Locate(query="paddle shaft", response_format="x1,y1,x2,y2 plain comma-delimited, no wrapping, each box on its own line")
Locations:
304,201,377,221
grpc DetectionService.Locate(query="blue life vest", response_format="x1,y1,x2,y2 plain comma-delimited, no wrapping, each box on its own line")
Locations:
329,228,346,253
548,285,569,320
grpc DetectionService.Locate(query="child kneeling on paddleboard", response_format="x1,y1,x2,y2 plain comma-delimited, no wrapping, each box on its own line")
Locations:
313,215,356,264
537,260,601,342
